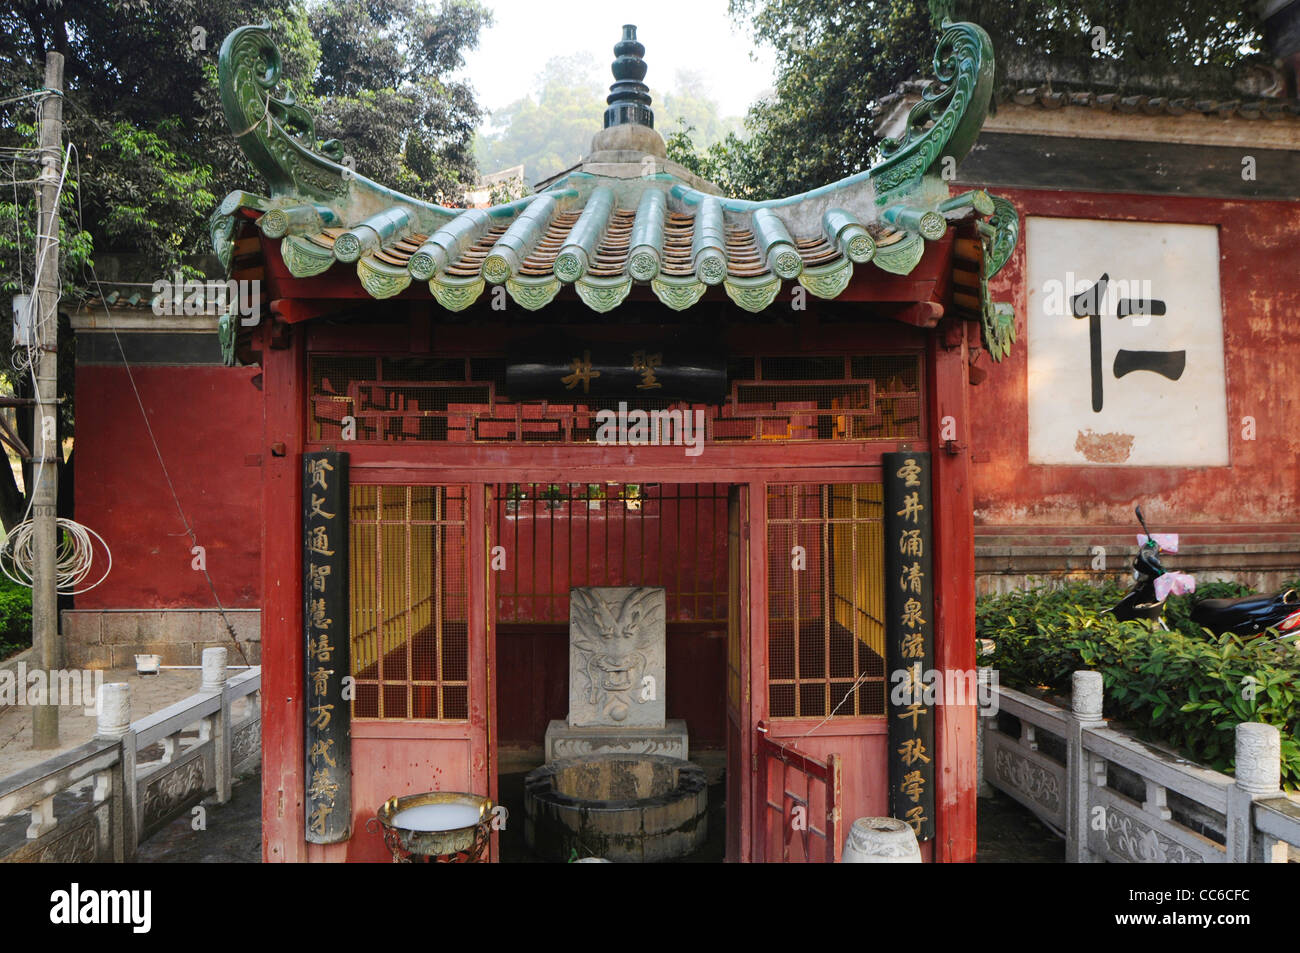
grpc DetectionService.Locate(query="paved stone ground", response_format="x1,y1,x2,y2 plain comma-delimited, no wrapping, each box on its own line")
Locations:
0,668,214,778
130,768,1065,863
975,790,1065,862
132,767,262,863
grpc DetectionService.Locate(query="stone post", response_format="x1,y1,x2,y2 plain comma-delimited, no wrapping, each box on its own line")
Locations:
201,647,234,803
975,656,996,798
94,681,136,857
95,682,131,738
1226,722,1281,863
201,646,229,692
1066,670,1104,863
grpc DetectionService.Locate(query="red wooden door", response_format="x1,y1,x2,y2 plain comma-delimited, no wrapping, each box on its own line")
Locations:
345,481,492,862
756,725,843,862
753,481,890,861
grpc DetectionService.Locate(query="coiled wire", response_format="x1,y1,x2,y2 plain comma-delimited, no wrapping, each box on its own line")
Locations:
0,517,111,595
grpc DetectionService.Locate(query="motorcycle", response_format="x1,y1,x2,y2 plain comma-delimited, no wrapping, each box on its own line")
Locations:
1111,505,1300,639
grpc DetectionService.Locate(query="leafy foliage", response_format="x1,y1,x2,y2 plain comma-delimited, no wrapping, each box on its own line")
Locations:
0,0,489,527
475,55,606,184
936,0,1268,95
670,0,1271,197
307,0,492,205
0,577,33,661
977,581,1300,789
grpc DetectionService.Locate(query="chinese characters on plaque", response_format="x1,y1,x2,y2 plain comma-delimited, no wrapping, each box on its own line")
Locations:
303,451,351,844
883,452,935,841
505,344,725,402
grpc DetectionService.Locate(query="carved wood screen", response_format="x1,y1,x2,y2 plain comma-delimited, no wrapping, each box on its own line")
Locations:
308,354,920,445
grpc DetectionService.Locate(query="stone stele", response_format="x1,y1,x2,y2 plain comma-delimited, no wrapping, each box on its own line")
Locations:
567,586,666,729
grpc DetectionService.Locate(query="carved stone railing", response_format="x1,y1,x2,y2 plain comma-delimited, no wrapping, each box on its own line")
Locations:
981,670,1296,863
0,648,260,862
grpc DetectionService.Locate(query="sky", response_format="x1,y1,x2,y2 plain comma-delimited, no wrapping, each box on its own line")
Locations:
460,0,777,122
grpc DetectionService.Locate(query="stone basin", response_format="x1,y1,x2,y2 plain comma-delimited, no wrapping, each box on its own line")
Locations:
523,754,708,862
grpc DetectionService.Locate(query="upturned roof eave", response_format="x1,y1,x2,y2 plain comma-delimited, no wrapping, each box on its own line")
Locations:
208,19,1021,367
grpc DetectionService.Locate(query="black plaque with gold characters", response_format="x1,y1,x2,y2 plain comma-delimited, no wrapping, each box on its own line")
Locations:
303,450,350,844
883,451,935,842
506,343,726,402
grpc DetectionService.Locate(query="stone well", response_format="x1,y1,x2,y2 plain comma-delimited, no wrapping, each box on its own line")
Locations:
523,754,708,862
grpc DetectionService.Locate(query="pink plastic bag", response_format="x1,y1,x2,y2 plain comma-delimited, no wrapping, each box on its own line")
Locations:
1137,533,1180,554
1154,571,1196,602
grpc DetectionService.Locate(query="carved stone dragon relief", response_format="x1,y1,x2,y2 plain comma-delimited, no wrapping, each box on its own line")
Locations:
568,587,666,729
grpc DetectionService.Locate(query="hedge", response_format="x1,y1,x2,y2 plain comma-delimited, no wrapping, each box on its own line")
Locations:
976,580,1300,790
0,577,32,661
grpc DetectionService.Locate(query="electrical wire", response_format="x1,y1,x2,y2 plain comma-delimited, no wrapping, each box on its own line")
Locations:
0,138,113,595
0,516,111,595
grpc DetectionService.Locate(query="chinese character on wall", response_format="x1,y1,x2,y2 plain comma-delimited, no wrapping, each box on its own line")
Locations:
1026,218,1229,466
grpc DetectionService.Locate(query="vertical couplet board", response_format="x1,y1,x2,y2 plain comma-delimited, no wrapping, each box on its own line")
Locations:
883,451,935,843
303,450,351,844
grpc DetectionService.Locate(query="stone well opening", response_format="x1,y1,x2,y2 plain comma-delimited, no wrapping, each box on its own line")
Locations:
523,754,708,862
553,756,679,801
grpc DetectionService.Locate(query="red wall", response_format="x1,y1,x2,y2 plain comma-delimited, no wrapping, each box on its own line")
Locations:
969,188,1300,532
73,365,264,609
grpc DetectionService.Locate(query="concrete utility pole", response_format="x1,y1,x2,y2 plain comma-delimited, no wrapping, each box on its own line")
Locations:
31,52,64,749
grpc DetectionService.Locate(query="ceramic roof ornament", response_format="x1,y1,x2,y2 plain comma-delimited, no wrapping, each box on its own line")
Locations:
211,20,1019,362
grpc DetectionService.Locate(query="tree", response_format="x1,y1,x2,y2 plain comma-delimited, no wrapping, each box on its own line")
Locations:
476,55,607,184
655,71,744,150
0,0,491,529
307,0,492,204
670,0,1270,198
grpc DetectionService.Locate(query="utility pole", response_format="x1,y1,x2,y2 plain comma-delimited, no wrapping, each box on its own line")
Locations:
31,52,63,749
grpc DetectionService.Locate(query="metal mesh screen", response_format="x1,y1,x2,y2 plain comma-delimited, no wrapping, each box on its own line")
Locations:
349,484,469,720
493,483,728,624
309,354,920,443
766,484,886,719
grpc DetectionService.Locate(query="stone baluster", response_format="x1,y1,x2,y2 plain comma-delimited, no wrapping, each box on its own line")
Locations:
201,647,234,803
1066,670,1104,863
1227,722,1281,863
201,646,229,693
975,662,996,799
95,680,135,858
96,682,131,738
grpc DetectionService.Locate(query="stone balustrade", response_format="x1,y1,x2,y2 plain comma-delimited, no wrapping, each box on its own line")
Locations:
0,649,261,862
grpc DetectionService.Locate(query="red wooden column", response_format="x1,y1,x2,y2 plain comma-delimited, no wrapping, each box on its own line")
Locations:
927,318,978,862
261,318,307,861
745,480,767,862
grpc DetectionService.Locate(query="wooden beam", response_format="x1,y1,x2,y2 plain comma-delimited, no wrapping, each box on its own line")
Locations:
271,298,367,325
889,301,945,329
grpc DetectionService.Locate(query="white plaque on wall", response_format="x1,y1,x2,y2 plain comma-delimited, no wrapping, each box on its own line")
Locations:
1026,217,1229,466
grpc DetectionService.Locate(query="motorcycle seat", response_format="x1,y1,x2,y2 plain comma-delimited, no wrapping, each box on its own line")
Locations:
1190,589,1299,632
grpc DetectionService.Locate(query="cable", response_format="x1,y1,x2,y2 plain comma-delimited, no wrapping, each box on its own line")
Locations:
0,136,114,595
0,516,111,595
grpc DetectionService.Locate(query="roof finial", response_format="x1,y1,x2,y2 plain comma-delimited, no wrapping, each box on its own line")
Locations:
604,24,653,129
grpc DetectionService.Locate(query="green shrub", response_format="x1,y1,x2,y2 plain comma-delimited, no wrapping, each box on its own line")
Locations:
0,578,32,661
977,582,1300,790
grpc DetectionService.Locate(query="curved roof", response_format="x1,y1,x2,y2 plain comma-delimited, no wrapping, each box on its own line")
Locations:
211,20,1019,359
